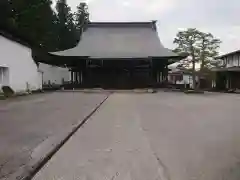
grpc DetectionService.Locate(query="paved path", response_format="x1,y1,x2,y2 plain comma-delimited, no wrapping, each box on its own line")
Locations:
34,92,240,180
0,92,108,179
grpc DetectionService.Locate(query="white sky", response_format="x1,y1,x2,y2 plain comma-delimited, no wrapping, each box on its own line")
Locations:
53,0,240,55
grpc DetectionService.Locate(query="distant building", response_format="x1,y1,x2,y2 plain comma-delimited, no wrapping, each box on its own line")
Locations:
212,50,240,90
168,68,199,89
0,30,69,93
38,63,70,86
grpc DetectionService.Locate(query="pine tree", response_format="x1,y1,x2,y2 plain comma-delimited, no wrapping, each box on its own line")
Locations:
174,28,221,89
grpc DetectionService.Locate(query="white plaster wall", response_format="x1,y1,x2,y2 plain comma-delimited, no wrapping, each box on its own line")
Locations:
0,36,42,92
38,63,70,85
175,75,192,85
183,74,191,84
226,54,240,67
233,55,239,66
183,75,199,88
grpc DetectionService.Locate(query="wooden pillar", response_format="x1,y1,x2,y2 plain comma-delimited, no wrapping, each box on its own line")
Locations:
229,72,232,89
157,71,161,83
71,71,74,84
163,64,168,82
75,71,78,84
77,71,79,84
79,71,81,83
163,66,166,82
150,59,154,86
73,71,75,84
160,72,163,82
80,71,83,84
226,72,229,89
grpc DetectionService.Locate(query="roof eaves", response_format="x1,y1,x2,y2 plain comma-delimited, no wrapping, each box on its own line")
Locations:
216,50,240,59
88,21,157,28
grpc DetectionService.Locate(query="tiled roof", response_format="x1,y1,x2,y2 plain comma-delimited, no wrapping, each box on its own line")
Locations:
51,21,180,59
216,50,240,59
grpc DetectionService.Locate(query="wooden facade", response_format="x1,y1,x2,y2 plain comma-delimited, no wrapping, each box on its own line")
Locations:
67,58,169,89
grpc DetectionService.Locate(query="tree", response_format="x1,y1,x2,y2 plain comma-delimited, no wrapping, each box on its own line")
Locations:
75,2,89,38
6,0,60,51
173,28,221,89
174,28,200,89
1,0,88,51
56,0,78,50
0,0,11,26
197,32,221,70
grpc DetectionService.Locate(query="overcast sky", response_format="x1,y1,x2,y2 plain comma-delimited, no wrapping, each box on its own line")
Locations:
57,0,240,54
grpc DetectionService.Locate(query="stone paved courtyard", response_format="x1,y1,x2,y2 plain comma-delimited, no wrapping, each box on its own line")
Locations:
32,92,240,180
0,92,108,179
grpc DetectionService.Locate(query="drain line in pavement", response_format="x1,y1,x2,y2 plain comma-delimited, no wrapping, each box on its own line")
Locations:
20,95,110,180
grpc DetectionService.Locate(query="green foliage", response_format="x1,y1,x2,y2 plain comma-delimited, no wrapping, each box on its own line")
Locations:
2,86,15,97
173,28,221,70
75,2,89,36
0,0,89,51
174,28,200,59
8,0,58,50
56,0,78,50
173,28,221,89
197,32,221,69
0,0,11,25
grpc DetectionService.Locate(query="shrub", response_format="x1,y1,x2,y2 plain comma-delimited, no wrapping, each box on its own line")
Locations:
2,86,15,97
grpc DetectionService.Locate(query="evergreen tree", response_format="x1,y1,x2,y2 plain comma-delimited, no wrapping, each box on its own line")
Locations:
56,0,78,50
0,0,87,51
174,28,221,89
0,0,11,26
75,2,89,38
7,0,60,50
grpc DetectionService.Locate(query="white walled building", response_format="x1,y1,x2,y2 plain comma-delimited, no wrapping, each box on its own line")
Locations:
0,31,70,93
168,65,199,88
0,33,42,93
38,63,70,86
168,71,199,89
